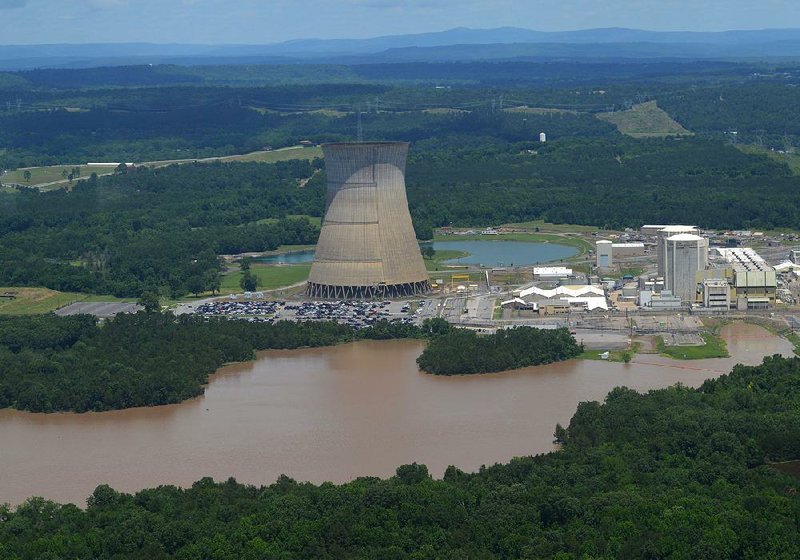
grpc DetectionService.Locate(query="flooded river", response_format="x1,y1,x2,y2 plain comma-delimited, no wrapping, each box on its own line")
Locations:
0,323,792,506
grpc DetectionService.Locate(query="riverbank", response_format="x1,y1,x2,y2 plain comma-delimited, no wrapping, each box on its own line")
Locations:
0,322,791,507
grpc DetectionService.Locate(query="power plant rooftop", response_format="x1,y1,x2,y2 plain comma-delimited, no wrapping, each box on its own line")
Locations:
666,233,706,241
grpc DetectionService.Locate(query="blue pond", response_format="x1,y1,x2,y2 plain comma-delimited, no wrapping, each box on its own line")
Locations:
256,240,577,267
430,240,577,267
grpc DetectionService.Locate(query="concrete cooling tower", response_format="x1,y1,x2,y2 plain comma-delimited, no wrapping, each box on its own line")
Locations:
307,142,431,299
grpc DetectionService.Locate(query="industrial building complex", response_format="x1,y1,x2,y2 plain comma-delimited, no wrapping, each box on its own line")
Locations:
307,142,431,299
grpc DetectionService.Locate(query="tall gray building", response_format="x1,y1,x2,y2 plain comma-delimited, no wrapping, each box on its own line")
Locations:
664,233,708,303
307,142,430,299
656,225,698,276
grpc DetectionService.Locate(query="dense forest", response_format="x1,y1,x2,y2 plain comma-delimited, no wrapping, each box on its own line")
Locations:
4,132,800,297
2,354,799,558
406,136,800,231
0,313,428,413
0,160,323,297
0,99,614,168
417,326,582,375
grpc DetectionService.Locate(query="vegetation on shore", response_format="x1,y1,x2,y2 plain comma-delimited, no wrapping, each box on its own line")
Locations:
0,313,427,413
2,354,800,557
417,326,582,375
657,332,729,360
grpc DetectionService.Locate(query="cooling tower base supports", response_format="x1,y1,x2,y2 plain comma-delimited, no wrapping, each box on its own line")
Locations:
306,280,431,300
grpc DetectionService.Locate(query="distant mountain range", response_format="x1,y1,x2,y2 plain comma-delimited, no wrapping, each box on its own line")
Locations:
4,27,800,69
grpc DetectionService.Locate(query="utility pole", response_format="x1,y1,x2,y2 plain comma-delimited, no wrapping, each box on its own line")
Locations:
356,105,363,142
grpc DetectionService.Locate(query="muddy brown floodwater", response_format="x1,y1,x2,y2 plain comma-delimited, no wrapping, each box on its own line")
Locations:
0,323,793,507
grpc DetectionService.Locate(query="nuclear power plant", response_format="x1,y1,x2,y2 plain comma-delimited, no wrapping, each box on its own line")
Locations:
307,142,431,299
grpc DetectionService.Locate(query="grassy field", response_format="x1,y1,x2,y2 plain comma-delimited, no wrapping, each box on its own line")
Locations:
500,219,599,234
424,249,469,271
255,215,322,227
220,263,311,294
2,165,116,187
0,287,134,315
434,232,593,255
657,333,729,360
216,146,322,163
2,146,322,191
504,106,578,115
597,101,692,138
578,342,639,362
619,266,645,278
428,270,484,286
145,146,322,167
737,144,800,175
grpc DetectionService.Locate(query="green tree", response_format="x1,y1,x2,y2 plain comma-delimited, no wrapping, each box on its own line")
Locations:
186,275,205,297
240,271,258,292
23,170,31,182
138,291,160,313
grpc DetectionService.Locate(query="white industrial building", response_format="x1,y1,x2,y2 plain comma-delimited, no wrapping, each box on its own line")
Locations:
596,240,612,267
715,248,776,309
532,266,572,280
595,240,645,268
701,279,731,309
664,233,708,303
507,284,609,313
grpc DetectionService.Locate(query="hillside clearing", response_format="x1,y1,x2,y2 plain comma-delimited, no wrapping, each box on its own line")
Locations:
597,101,691,138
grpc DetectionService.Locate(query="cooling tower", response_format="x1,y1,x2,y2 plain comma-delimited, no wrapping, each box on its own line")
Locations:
307,142,430,299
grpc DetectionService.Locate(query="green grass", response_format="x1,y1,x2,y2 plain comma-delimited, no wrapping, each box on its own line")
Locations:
657,333,729,360
424,249,469,271
499,220,598,234
254,215,322,227
492,300,503,320
597,101,692,138
433,232,592,255
578,342,639,362
2,165,116,188
0,287,134,315
219,146,322,163
2,146,323,191
504,106,578,115
220,264,311,294
144,146,322,167
619,267,645,278
737,144,800,176
428,271,483,286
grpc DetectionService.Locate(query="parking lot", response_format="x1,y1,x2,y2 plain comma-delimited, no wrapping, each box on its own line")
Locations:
193,298,418,328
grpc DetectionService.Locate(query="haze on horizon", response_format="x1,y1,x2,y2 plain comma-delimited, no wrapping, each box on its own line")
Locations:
2,0,800,45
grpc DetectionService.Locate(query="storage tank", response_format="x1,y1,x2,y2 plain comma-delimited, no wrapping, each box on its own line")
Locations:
664,233,708,303
307,142,430,299
656,225,698,276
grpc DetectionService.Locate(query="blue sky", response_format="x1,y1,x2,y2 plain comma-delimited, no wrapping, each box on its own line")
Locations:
2,0,800,45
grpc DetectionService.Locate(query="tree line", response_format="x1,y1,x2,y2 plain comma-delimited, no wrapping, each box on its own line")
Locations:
0,312,433,413
2,354,799,558
0,160,323,297
417,326,582,375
